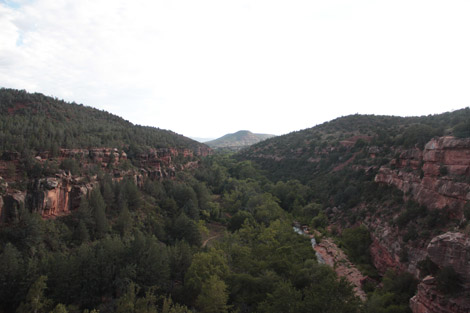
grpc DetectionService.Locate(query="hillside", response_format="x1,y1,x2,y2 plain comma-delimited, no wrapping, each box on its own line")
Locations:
205,130,275,150
2,88,470,313
0,88,211,220
0,88,209,157
239,109,470,313
239,111,470,182
0,90,364,313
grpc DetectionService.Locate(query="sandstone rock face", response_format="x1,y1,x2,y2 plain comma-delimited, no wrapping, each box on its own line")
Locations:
375,136,470,216
0,145,210,222
427,232,470,285
410,232,470,313
365,217,427,276
26,174,95,218
0,191,26,222
410,276,470,313
369,236,405,274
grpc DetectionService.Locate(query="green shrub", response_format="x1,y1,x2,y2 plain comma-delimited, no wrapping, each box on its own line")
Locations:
436,266,462,294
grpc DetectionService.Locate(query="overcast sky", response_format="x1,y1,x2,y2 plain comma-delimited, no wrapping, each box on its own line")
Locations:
1,0,469,139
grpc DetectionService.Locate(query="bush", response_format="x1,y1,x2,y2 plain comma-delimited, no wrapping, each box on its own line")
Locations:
341,225,372,264
59,159,80,175
436,266,461,294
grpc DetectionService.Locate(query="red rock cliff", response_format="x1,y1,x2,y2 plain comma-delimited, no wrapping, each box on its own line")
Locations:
375,136,470,216
410,232,470,313
26,173,94,218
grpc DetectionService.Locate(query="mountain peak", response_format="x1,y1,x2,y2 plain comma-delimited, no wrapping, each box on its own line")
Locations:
205,130,275,150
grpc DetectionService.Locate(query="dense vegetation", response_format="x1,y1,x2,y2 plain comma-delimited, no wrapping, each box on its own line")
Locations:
0,154,369,313
0,88,204,156
3,89,468,312
239,109,470,182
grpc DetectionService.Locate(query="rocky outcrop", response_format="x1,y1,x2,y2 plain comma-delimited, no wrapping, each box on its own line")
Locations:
410,276,470,313
410,232,470,313
313,236,368,301
0,145,209,222
0,191,26,223
375,137,470,216
364,216,427,276
427,232,470,286
369,236,405,274
26,173,94,218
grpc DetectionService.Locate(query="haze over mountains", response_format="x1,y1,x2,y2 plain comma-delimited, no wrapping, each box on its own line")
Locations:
205,130,276,150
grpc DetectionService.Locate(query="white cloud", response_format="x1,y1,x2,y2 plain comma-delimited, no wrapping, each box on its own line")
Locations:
0,0,469,138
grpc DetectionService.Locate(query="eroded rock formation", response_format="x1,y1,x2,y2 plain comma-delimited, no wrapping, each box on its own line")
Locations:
0,145,210,222
410,232,470,313
372,137,470,312
26,173,95,218
375,137,470,216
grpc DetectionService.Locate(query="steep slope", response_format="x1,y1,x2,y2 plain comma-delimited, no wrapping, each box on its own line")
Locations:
205,130,275,150
239,109,470,313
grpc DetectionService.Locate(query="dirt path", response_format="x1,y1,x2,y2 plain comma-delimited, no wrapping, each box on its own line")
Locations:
202,234,222,247
201,222,226,248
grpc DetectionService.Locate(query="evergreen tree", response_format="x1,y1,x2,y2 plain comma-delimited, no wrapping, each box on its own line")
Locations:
195,275,229,313
89,189,108,238
116,203,132,237
16,276,52,313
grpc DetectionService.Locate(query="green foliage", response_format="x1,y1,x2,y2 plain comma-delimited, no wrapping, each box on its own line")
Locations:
436,266,462,294
0,88,204,155
0,243,26,311
228,211,255,232
184,249,229,301
59,159,80,176
195,275,229,313
89,189,108,238
116,203,132,237
16,275,52,313
49,304,68,313
0,133,435,313
453,118,470,138
395,201,427,229
340,226,372,265
311,211,328,229
365,271,418,313
116,283,157,313
400,124,442,149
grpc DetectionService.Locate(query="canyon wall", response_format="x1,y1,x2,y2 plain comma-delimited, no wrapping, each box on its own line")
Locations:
410,232,470,313
0,146,210,222
375,137,470,215
372,137,470,313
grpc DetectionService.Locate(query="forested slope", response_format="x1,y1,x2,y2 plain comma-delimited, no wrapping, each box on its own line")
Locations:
239,109,470,313
0,88,206,156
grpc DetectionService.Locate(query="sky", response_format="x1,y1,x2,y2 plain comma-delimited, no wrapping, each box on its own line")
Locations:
1,0,470,139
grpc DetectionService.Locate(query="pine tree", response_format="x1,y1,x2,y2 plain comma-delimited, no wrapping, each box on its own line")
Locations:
16,276,52,313
89,189,108,238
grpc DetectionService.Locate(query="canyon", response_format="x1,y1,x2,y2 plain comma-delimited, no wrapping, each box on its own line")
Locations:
372,136,470,313
0,146,210,222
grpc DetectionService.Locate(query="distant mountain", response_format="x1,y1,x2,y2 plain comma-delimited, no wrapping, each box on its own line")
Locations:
205,130,276,150
190,136,216,143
